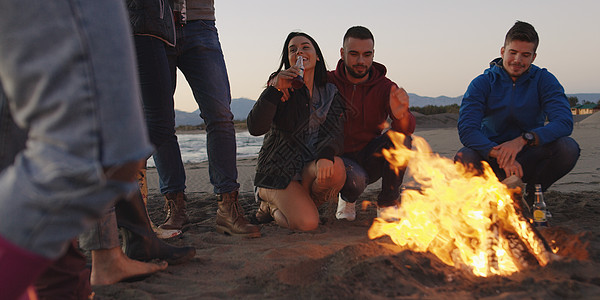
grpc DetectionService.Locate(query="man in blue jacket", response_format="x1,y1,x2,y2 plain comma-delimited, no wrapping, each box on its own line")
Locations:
455,21,580,206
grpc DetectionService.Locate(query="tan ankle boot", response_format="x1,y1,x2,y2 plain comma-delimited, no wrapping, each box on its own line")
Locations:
216,191,261,238
159,191,189,230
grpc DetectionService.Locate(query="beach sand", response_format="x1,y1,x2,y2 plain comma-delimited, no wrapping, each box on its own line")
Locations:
93,116,600,299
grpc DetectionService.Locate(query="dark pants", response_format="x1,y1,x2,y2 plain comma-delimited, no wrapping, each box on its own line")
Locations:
167,19,239,194
454,136,580,194
340,133,412,207
134,35,187,194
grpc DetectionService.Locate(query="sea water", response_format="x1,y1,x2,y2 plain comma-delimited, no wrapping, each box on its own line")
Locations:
147,131,263,167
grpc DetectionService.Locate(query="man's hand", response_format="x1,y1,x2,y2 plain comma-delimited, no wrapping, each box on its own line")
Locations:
502,160,523,178
489,136,526,169
389,86,409,120
315,159,334,183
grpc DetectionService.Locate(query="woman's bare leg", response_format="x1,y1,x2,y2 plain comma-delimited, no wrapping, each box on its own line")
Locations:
259,182,319,231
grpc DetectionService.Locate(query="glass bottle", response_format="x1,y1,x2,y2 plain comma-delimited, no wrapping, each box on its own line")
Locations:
291,55,304,89
532,184,548,227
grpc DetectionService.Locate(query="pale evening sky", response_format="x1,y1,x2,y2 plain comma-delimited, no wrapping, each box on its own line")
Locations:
173,0,600,112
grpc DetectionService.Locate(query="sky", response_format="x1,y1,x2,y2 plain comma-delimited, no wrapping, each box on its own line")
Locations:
174,0,600,112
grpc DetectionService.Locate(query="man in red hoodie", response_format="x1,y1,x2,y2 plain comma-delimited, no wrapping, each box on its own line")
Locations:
328,26,416,221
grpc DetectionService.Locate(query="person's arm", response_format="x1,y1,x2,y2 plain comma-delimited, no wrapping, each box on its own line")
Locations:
533,70,573,145
389,85,416,134
457,75,497,159
246,86,282,136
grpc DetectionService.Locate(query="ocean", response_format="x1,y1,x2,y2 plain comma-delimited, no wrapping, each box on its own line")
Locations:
147,131,263,167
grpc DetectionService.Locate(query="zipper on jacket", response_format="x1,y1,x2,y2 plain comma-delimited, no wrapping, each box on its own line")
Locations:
510,82,516,122
351,85,356,132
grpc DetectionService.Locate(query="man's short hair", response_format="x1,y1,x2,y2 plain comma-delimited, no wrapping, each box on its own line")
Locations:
343,26,374,45
504,21,539,52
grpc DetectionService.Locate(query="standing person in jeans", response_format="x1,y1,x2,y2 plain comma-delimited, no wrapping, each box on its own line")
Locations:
166,0,260,237
0,1,153,299
328,26,416,222
454,21,580,206
131,0,188,237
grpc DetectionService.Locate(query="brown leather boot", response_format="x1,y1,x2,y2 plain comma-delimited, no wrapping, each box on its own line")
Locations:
159,191,189,230
216,191,261,238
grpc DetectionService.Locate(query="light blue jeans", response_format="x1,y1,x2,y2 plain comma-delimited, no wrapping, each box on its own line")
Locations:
0,0,153,259
78,208,120,251
169,20,239,194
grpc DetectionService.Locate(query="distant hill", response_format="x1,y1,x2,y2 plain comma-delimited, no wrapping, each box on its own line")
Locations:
406,93,600,107
408,93,462,107
175,93,600,126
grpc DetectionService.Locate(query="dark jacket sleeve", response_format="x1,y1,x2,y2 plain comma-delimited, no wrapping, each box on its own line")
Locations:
247,86,283,136
315,92,346,162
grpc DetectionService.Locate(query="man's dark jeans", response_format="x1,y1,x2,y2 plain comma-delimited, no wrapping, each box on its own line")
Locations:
454,136,580,194
340,133,412,207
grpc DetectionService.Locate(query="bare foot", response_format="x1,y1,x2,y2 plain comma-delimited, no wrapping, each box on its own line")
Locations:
90,247,168,285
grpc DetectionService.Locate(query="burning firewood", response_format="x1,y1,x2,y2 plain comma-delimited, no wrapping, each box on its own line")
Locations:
368,132,559,277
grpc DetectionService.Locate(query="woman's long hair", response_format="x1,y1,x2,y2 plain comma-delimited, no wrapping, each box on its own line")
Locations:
269,32,328,87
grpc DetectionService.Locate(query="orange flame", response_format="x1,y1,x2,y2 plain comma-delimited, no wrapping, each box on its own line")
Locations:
368,132,555,277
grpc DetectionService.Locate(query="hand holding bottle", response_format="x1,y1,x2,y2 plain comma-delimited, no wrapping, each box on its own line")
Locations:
269,56,304,102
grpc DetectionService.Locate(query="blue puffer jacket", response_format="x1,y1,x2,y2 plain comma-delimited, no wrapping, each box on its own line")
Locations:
458,57,573,159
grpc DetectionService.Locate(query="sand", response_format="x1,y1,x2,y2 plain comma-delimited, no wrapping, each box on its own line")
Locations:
92,115,600,299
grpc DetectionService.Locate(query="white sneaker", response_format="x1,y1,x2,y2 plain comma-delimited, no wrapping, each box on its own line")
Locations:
336,194,356,221
377,204,401,222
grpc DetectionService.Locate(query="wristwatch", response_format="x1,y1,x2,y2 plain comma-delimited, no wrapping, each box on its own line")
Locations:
522,132,536,146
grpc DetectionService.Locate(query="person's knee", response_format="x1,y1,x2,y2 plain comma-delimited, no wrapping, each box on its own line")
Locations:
103,159,145,182
328,157,347,187
147,125,176,148
290,215,319,232
454,147,484,172
552,137,580,171
341,161,368,202
556,137,580,159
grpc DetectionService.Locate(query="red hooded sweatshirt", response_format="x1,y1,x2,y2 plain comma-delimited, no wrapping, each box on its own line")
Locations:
328,59,416,153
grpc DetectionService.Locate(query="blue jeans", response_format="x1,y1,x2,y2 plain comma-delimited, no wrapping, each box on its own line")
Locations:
454,136,580,193
0,0,152,259
78,208,120,251
340,133,412,207
135,35,186,194
168,20,239,194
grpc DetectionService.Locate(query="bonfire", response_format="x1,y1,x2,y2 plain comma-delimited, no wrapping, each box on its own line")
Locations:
368,131,558,277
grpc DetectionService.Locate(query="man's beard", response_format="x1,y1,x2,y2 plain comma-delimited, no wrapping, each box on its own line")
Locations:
344,63,369,80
